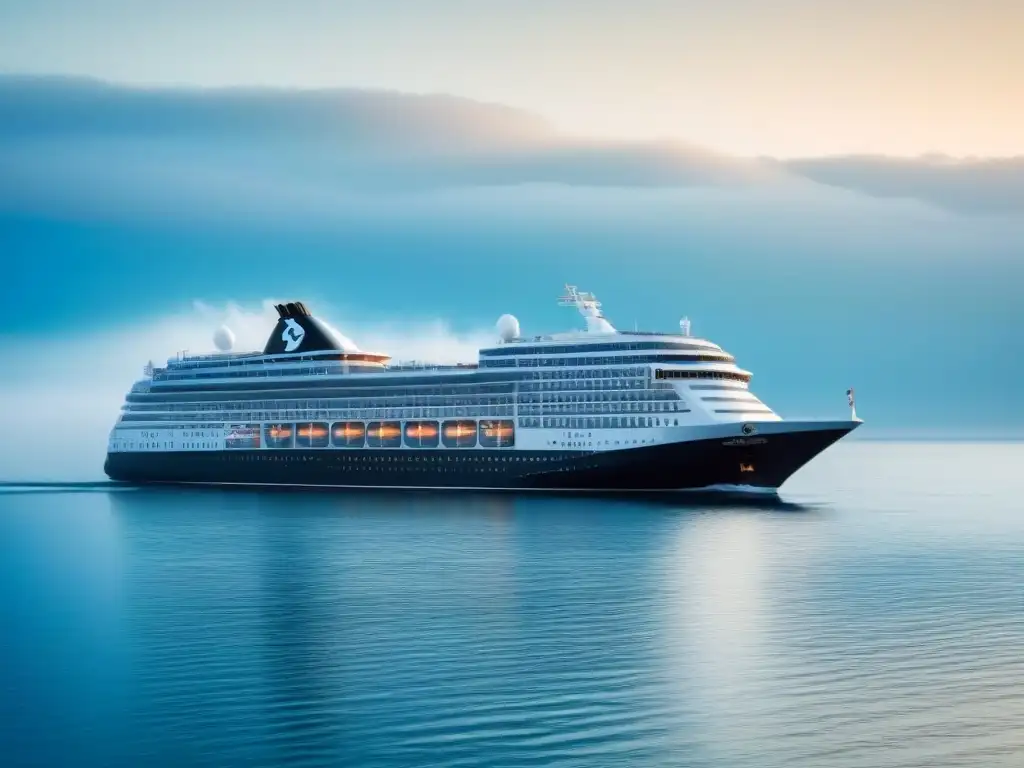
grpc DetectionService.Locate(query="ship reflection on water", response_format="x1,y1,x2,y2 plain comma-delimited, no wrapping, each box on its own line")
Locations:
94,486,783,763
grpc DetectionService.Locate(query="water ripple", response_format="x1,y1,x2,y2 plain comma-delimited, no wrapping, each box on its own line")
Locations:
2,443,1024,767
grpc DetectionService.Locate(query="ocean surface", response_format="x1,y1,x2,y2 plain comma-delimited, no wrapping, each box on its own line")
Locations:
1,441,1023,767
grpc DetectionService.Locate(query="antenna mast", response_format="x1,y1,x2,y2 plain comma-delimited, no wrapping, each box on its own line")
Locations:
558,284,617,333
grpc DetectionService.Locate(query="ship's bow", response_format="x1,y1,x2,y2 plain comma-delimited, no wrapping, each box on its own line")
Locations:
521,419,862,493
708,419,861,491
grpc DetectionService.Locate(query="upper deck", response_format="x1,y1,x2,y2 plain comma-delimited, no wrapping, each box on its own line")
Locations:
142,285,737,389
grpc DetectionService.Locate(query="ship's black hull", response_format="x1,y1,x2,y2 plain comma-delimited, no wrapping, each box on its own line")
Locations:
105,425,854,492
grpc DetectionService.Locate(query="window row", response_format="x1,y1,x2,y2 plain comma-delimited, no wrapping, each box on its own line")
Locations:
156,363,373,382
120,406,516,422
128,386,676,413
517,401,686,416
480,340,722,357
129,396,516,412
481,353,734,369
517,416,684,429
147,367,651,394
149,378,520,396
167,351,344,369
517,379,648,393
519,367,647,380
518,389,677,405
237,420,517,450
655,369,751,383
129,380,656,409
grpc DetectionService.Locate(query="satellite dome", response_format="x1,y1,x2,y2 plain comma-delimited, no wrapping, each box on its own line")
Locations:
496,314,520,342
213,325,236,352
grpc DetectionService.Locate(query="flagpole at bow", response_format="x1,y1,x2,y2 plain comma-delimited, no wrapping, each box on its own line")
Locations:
847,387,858,421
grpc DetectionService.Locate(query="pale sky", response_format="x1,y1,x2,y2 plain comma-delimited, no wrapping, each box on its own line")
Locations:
1,0,1021,157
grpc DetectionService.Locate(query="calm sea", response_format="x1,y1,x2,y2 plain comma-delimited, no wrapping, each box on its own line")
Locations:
1,441,1023,767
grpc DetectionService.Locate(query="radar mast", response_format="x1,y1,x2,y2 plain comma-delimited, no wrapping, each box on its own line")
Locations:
558,285,617,333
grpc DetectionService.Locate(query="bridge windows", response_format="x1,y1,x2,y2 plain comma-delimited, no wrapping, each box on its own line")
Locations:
655,369,751,384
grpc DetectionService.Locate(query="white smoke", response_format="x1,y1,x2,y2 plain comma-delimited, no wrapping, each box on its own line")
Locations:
0,301,494,481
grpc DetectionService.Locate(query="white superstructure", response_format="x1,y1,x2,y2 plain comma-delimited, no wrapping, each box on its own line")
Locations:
107,286,780,456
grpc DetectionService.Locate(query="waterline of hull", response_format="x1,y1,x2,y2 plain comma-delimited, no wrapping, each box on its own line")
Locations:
106,424,856,492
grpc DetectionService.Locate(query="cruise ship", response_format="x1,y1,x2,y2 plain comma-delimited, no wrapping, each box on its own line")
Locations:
105,286,861,493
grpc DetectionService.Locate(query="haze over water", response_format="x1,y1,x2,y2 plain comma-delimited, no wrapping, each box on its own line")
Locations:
3,440,1022,767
